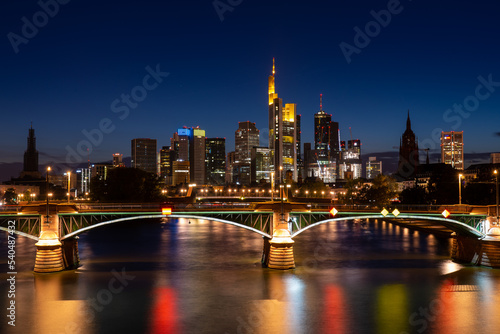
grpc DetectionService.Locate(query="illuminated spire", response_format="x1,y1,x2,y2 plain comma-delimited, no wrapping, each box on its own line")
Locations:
268,58,277,105
320,94,323,111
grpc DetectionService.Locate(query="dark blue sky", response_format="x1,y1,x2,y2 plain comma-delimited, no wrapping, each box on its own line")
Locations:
1,0,500,168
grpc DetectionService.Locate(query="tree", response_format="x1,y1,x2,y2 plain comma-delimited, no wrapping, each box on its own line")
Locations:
400,186,430,204
2,188,17,205
356,175,398,208
90,168,162,202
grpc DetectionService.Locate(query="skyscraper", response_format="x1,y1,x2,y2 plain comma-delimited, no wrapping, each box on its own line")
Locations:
312,95,339,183
339,139,362,179
235,121,260,164
441,131,464,170
398,111,419,178
172,127,207,185
206,138,226,185
159,146,175,184
366,157,382,179
268,58,297,181
20,124,41,179
131,138,157,174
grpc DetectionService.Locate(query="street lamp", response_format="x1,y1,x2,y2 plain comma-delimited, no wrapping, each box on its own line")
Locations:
458,173,463,205
46,166,51,223
494,170,498,221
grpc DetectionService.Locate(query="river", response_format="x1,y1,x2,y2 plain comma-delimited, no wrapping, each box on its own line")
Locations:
1,218,500,334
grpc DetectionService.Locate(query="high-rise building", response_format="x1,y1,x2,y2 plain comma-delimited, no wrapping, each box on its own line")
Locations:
113,153,125,167
234,121,259,185
268,58,297,181
366,157,382,179
441,131,464,170
159,146,175,184
235,121,259,164
296,114,303,179
206,138,226,185
312,95,339,183
398,111,419,178
190,128,206,185
131,138,157,174
172,161,190,185
171,127,207,185
226,151,236,184
251,147,272,184
20,124,41,179
339,139,362,179
76,168,91,197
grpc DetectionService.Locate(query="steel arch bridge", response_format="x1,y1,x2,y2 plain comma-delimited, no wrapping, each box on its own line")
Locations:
0,210,487,240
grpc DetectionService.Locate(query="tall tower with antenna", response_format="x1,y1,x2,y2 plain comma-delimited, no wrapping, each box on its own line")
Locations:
268,58,297,181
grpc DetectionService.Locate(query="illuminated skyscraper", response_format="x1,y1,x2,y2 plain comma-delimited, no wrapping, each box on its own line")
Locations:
234,121,259,185
268,58,297,181
441,131,464,170
206,138,226,185
312,95,339,183
171,127,206,185
159,146,175,184
131,138,157,174
366,157,382,179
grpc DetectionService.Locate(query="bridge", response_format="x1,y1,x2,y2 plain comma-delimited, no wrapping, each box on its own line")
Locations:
1,201,499,272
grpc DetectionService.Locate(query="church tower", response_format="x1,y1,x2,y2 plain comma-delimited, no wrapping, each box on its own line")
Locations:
398,111,419,178
20,124,41,179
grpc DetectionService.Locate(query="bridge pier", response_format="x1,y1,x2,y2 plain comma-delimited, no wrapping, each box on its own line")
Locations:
451,230,500,268
34,214,64,273
261,203,296,269
62,236,81,270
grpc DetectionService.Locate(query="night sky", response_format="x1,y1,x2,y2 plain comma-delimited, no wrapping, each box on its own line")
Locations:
1,0,500,171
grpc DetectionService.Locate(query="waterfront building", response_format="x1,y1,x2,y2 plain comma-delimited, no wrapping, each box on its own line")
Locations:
131,138,157,174
441,131,464,170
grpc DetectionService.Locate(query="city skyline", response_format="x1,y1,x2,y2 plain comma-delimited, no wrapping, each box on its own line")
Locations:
1,0,500,168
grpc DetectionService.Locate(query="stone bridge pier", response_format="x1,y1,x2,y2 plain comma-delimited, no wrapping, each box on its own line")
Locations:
33,204,80,273
259,202,308,270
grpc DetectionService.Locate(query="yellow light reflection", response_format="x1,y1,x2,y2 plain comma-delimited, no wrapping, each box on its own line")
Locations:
376,284,409,334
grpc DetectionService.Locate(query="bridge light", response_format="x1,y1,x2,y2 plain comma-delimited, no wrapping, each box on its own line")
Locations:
162,208,172,215
392,209,400,217
442,209,450,218
330,207,338,216
381,208,389,217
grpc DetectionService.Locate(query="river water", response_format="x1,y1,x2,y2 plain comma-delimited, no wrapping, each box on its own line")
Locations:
1,218,500,334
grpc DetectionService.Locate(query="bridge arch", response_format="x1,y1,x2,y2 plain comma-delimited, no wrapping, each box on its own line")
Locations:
290,214,485,239
0,227,39,241
61,214,272,240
